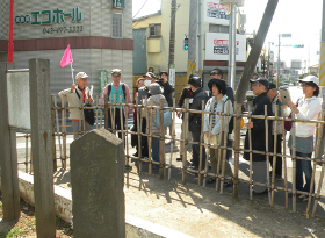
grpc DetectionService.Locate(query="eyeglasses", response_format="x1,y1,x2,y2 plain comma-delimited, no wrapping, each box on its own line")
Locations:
302,84,311,87
210,72,217,76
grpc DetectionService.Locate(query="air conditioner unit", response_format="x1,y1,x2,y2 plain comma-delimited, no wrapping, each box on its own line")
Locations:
219,0,245,7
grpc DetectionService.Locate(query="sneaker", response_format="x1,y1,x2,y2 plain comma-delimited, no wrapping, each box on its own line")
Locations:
223,181,233,187
297,194,309,202
253,189,268,195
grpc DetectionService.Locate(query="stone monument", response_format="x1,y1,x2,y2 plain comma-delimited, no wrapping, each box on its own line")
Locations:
70,129,125,238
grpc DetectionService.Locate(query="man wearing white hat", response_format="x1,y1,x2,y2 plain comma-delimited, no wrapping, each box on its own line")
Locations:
58,72,94,140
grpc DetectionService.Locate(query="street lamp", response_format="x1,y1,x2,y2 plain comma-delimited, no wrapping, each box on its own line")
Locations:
268,42,274,82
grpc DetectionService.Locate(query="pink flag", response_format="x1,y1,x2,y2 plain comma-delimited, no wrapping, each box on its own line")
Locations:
60,44,73,67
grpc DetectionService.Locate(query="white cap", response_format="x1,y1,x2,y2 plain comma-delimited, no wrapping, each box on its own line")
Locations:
299,76,319,86
75,72,88,80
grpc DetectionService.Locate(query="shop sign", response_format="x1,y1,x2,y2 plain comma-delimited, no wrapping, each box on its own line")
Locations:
99,70,109,96
203,0,230,25
205,33,246,61
114,0,124,8
15,7,84,25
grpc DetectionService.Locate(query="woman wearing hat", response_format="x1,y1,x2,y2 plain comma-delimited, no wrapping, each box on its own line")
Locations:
283,76,322,201
146,83,168,169
203,79,233,185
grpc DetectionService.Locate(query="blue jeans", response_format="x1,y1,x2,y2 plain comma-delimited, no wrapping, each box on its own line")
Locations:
151,137,160,168
291,151,315,193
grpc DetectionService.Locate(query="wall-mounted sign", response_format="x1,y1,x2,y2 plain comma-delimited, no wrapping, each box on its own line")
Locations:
205,33,246,61
203,0,230,25
114,0,125,9
99,70,109,96
15,7,84,25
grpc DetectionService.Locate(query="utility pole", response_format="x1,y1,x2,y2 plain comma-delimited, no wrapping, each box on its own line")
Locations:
228,3,237,89
168,0,176,86
187,0,197,82
198,0,202,78
168,0,176,67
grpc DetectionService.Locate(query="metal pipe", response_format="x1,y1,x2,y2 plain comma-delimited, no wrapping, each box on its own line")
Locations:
228,3,237,89
198,0,202,77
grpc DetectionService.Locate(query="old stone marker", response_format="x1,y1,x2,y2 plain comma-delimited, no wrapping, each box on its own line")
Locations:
70,129,125,238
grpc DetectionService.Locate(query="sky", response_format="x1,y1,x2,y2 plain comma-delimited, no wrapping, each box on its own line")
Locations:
132,0,323,69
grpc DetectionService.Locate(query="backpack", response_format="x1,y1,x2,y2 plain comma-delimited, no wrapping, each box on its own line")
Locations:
106,83,126,101
75,89,95,125
154,109,172,128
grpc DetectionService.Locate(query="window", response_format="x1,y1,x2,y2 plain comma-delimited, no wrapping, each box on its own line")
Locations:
149,23,161,37
112,13,123,38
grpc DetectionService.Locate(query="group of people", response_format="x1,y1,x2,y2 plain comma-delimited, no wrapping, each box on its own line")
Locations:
58,68,322,199
243,76,322,199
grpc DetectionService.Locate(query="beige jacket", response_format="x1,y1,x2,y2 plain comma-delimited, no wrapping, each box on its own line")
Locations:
58,87,93,121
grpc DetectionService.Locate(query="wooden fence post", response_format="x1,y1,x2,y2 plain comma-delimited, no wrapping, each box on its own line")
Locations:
29,58,56,237
0,62,20,222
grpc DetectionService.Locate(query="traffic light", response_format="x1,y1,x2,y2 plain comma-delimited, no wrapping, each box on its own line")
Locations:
294,44,304,48
183,37,189,50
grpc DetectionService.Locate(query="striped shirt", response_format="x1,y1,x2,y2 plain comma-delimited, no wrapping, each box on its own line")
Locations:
288,135,313,153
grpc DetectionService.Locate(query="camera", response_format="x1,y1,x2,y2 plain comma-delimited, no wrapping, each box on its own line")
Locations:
156,77,165,86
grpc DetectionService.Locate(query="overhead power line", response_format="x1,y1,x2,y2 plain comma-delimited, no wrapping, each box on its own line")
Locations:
133,0,149,19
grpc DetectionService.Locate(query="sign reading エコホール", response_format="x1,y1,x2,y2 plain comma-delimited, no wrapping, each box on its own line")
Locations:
14,7,84,25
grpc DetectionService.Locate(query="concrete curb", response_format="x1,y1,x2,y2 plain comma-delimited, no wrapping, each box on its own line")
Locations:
9,171,194,238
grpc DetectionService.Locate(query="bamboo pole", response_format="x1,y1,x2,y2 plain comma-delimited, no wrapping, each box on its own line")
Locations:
95,95,99,129
270,105,279,206
159,98,165,180
247,104,253,200
51,95,57,172
282,107,289,209
312,111,325,217
217,101,225,193
198,100,205,186
54,96,63,167
62,96,67,170
182,99,189,185
291,107,297,211
26,133,29,173
169,99,176,180
221,100,230,194
307,110,323,215
148,100,153,175
104,94,108,130
232,103,241,199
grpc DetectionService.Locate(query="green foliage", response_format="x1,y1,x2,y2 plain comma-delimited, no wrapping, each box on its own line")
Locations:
0,228,25,238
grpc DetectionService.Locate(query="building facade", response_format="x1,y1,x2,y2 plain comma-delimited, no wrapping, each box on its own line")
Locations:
132,0,247,94
0,0,133,98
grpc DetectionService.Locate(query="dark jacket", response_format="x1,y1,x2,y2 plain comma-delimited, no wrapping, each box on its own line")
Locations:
244,92,273,162
188,88,209,131
178,87,194,108
162,82,175,107
226,85,234,102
